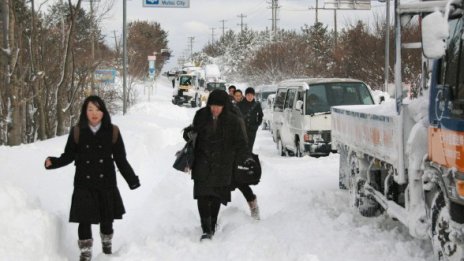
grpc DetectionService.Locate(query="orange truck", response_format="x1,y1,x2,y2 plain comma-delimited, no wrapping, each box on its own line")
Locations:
331,0,464,259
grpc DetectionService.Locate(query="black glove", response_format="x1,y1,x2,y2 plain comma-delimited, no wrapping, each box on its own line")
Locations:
129,176,141,190
183,125,195,141
244,157,256,167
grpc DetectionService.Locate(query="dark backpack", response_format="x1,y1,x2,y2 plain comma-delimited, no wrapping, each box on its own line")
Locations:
73,124,119,144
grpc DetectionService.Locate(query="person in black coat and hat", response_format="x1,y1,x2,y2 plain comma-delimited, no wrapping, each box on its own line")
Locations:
44,95,140,261
236,87,264,220
185,89,250,241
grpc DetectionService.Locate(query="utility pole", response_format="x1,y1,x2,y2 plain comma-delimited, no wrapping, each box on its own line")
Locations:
384,0,391,92
210,27,216,44
219,19,227,36
334,9,337,46
316,0,319,24
271,0,279,36
123,0,127,114
188,36,194,61
90,0,95,94
237,13,247,34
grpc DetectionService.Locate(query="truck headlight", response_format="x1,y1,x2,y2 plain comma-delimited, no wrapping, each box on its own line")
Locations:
304,133,322,143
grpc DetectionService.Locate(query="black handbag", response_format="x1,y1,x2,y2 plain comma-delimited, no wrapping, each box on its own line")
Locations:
173,133,197,173
234,153,261,185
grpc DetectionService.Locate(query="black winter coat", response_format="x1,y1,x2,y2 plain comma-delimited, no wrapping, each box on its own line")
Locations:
237,99,263,130
46,125,139,224
190,107,249,202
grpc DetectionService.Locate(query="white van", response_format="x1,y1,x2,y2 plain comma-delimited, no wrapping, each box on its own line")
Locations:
271,78,374,157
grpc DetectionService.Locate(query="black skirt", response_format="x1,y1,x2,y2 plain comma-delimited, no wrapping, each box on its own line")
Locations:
193,181,231,205
69,187,126,224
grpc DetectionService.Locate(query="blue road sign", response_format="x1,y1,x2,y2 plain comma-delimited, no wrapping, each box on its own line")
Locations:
143,0,189,8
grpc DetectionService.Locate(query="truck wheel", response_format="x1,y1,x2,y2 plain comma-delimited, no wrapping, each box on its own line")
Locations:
338,147,349,189
295,140,302,157
431,193,463,260
277,138,286,157
191,95,197,108
349,155,383,217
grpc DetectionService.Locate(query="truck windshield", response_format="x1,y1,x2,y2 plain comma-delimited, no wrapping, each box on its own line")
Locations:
206,82,226,91
179,76,193,85
441,17,464,118
306,82,374,114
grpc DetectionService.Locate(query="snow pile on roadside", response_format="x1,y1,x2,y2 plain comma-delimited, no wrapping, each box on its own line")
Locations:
0,182,65,260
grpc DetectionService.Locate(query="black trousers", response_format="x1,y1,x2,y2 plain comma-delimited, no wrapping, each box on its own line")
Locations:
246,129,257,152
237,184,256,202
197,196,221,221
78,222,113,240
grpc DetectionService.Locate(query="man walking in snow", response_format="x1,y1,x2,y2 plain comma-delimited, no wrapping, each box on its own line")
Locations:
184,89,250,241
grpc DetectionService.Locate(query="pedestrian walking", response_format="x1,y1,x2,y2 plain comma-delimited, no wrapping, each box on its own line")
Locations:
44,95,140,261
234,89,244,104
238,87,263,153
184,89,250,241
236,87,264,220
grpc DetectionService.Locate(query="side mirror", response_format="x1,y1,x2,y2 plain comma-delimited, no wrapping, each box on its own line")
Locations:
421,11,449,59
295,100,304,111
379,96,385,104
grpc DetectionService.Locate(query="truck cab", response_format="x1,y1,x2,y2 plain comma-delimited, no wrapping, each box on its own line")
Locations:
172,73,204,107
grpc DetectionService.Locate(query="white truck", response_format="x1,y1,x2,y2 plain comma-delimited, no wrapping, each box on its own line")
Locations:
332,0,464,259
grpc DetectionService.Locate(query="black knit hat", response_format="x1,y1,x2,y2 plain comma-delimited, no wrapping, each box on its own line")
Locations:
207,89,229,106
245,87,255,95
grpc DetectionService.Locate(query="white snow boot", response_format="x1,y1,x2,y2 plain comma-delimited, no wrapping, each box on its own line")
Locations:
100,232,113,254
78,239,93,261
248,198,260,220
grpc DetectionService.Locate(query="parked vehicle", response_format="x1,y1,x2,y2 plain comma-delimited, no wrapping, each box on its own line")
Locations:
272,78,374,157
262,94,275,131
332,1,464,259
255,85,278,107
200,81,227,106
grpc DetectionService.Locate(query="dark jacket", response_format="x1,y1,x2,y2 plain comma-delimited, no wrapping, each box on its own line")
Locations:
190,107,249,188
46,125,139,223
237,99,263,130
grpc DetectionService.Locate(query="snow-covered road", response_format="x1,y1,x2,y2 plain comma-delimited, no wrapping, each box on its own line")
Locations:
0,77,433,260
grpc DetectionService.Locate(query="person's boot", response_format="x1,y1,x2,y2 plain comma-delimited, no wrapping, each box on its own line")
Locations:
200,217,213,241
248,198,260,220
100,232,113,254
78,239,93,261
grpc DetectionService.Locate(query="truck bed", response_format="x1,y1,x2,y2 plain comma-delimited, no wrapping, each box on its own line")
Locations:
331,103,401,166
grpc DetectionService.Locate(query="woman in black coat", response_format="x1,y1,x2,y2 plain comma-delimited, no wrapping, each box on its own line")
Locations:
186,90,249,241
44,96,140,261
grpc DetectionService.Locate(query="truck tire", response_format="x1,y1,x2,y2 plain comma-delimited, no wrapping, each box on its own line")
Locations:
277,138,286,157
431,192,464,261
338,146,349,190
349,155,383,217
295,139,302,157
191,95,198,108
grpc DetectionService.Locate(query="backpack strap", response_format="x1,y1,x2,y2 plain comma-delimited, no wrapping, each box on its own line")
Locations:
73,125,80,144
73,124,119,144
112,124,120,144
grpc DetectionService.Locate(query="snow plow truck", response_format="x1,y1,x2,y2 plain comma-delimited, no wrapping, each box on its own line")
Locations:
332,0,464,259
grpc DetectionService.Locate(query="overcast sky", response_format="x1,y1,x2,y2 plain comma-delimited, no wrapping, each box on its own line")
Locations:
108,0,393,69
40,0,389,70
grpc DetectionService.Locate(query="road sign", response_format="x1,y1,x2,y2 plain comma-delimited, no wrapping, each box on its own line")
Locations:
95,69,116,84
143,0,189,8
324,0,371,9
